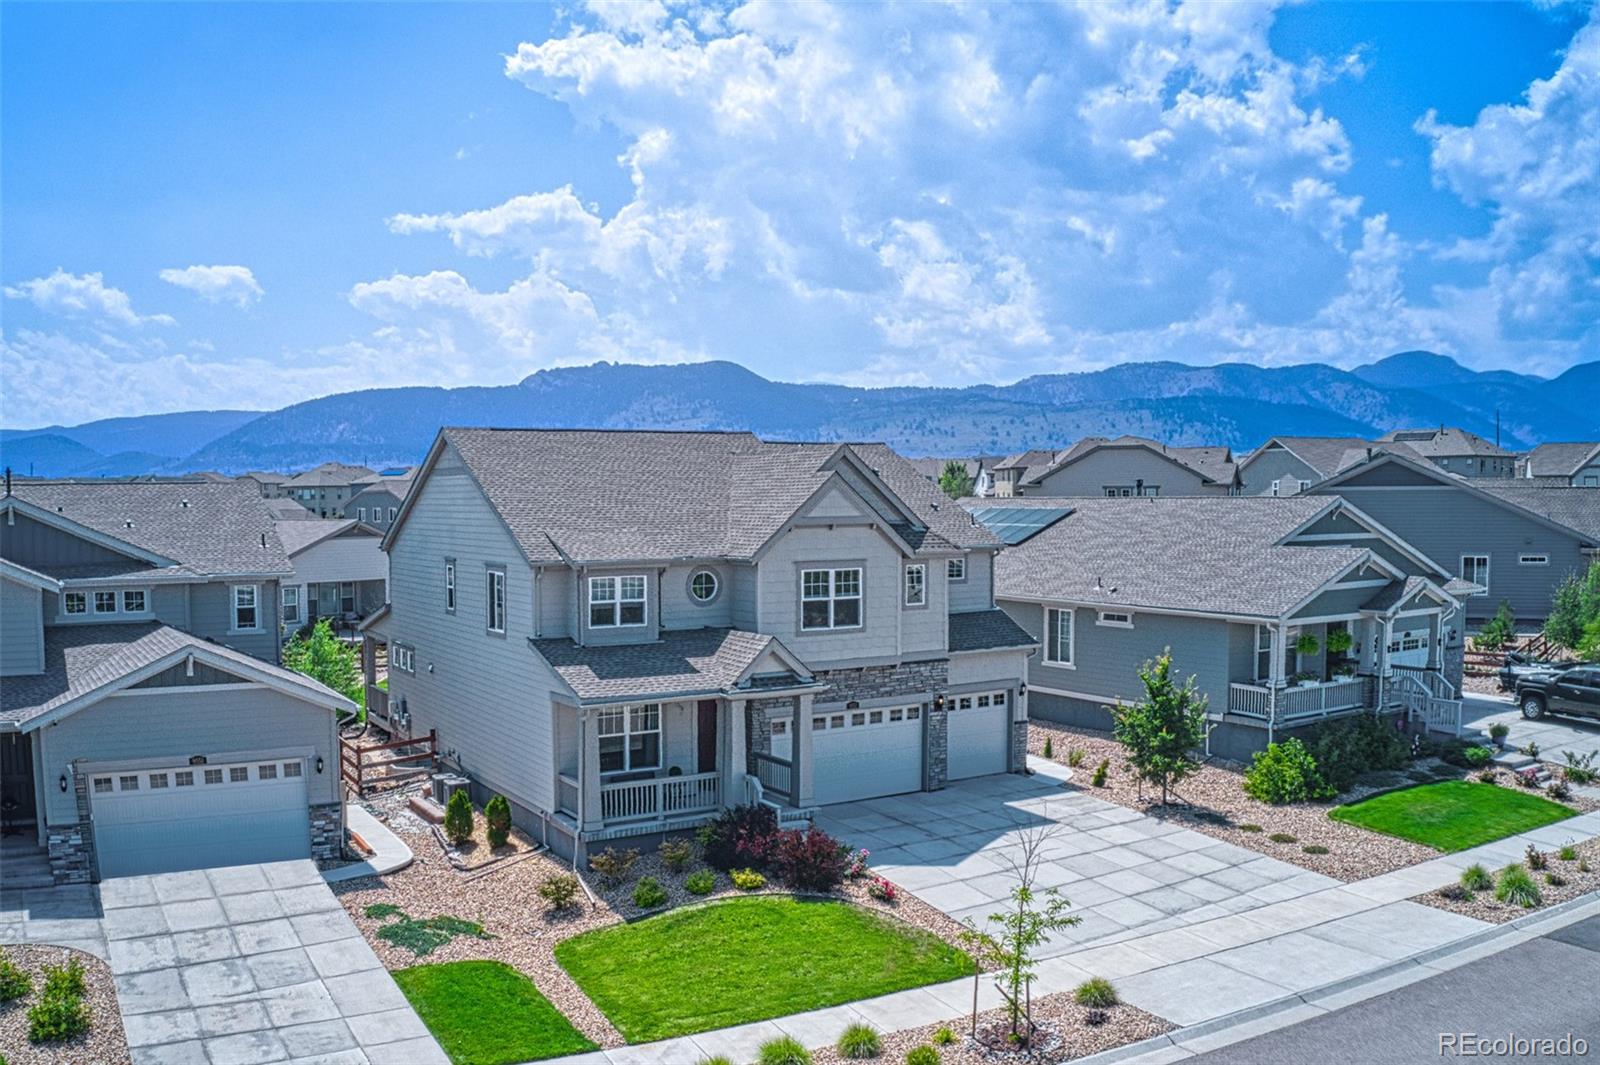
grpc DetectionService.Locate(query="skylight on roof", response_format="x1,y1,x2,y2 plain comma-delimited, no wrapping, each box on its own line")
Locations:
967,505,1073,545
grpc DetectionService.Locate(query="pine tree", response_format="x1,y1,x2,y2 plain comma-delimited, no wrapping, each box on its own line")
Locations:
938,460,974,499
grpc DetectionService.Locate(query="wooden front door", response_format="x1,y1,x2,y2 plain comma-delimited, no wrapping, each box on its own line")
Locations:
696,700,719,774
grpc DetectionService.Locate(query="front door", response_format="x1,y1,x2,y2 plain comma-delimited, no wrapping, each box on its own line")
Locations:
696,700,718,774
0,733,36,830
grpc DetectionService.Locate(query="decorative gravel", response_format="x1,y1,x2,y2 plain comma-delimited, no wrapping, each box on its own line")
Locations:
810,991,1171,1065
1415,837,1600,924
0,945,129,1065
334,785,977,1050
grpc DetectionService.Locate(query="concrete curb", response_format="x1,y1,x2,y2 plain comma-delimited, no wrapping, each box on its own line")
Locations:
1075,889,1600,1064
323,804,414,883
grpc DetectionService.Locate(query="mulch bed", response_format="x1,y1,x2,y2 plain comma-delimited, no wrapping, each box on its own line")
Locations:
333,785,978,1050
1028,722,1597,882
811,993,1171,1065
0,945,129,1065
1415,837,1600,924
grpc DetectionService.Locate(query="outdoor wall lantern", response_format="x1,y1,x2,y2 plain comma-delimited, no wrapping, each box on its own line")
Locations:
58,773,68,792
315,756,325,774
934,695,946,711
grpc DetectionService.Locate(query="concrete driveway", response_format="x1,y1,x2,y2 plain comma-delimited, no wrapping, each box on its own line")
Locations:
812,762,1338,955
1462,692,1600,765
5,860,444,1065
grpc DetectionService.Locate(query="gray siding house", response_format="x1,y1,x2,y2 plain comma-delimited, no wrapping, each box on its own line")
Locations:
276,518,389,638
1377,427,1517,479
285,462,378,518
1313,452,1600,626
346,469,416,533
0,481,351,883
1520,442,1600,487
1237,436,1372,496
365,429,1034,859
1018,437,1239,497
971,496,1468,761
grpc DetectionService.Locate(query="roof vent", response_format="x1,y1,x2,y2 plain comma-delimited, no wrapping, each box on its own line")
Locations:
180,499,190,508
124,520,134,529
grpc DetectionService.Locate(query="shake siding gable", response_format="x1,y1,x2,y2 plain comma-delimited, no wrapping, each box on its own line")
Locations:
1,576,45,676
948,551,995,613
757,523,902,664
660,563,733,630
384,442,555,814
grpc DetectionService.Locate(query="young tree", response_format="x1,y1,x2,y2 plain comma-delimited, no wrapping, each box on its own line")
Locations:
1545,575,1585,649
958,827,1079,1045
1110,651,1209,805
283,619,362,717
938,460,975,499
1474,601,1517,651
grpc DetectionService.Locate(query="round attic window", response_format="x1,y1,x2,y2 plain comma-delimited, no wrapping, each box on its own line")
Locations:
689,570,720,603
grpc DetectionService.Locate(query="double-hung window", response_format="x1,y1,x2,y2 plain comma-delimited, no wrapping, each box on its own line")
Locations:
281,586,301,625
232,585,260,631
947,556,966,581
801,567,862,630
63,591,87,615
1044,607,1074,666
339,581,356,614
589,575,646,628
486,569,507,633
444,559,456,612
122,590,146,613
1460,555,1490,596
904,564,926,607
1255,625,1273,681
597,704,660,774
94,591,117,614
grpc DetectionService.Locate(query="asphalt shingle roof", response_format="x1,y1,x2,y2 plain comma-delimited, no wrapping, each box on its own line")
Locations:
284,462,377,488
1379,427,1514,459
1022,436,1235,487
274,518,375,556
978,496,1367,619
6,481,291,577
948,609,1038,653
532,627,792,702
1474,484,1600,542
1246,437,1374,479
1523,442,1600,478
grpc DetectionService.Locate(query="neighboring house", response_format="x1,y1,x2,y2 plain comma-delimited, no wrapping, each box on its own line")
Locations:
239,471,292,499
267,498,317,521
0,482,349,883
990,449,1059,497
1313,452,1600,625
970,496,1468,761
284,462,378,518
905,457,1001,499
1520,442,1600,487
1237,436,1373,496
1377,427,1517,479
363,429,1034,860
1017,436,1239,497
346,467,416,532
275,519,389,638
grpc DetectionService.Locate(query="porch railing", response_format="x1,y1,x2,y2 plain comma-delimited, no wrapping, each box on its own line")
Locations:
1391,664,1457,701
1389,672,1462,736
557,773,580,817
600,771,721,823
1227,677,1372,723
752,753,793,802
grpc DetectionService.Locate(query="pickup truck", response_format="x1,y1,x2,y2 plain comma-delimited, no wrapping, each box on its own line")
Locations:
1514,663,1600,721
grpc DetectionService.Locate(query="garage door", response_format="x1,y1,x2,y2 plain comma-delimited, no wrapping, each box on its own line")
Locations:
948,689,1010,780
812,705,924,804
1387,629,1431,668
90,757,311,878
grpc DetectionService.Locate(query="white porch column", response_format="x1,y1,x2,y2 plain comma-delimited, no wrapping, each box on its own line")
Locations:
724,697,747,807
580,708,604,832
794,692,815,807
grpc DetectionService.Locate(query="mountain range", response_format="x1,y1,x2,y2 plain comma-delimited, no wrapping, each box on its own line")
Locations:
2,351,1595,478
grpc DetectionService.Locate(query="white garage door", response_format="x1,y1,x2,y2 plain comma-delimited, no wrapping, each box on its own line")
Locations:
1387,629,1431,668
948,689,1010,780
812,705,924,805
90,757,311,878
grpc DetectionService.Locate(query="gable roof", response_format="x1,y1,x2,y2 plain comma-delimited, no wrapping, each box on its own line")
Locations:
531,627,816,704
1523,442,1600,478
1240,436,1374,479
4,481,291,578
948,609,1037,653
284,462,377,488
1,557,62,593
1378,427,1514,459
274,518,380,556
979,496,1383,620
993,449,1056,473
1020,435,1235,488
1,622,351,730
402,428,995,566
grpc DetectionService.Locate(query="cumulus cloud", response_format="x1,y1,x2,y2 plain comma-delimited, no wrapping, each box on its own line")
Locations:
158,264,265,308
4,269,174,327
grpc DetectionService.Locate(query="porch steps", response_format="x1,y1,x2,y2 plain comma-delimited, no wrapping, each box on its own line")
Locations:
1490,750,1555,787
0,840,53,889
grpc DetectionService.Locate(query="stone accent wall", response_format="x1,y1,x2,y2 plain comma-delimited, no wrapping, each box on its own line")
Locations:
50,763,95,884
309,803,343,862
925,703,948,791
813,659,949,706
1009,716,1029,773
1442,640,1465,693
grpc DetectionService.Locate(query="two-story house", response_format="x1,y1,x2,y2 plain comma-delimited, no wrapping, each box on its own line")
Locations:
0,479,350,882
1377,428,1518,479
1520,442,1600,487
362,429,1035,860
276,518,389,638
347,468,416,532
1237,436,1373,496
1016,436,1240,497
285,462,378,518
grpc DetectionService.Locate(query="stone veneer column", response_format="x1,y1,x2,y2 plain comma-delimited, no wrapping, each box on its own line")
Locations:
309,804,344,861
48,762,94,885
925,697,948,792
1009,691,1029,773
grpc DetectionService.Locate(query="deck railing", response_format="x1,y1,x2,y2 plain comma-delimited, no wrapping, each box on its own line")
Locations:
599,771,721,823
364,684,389,725
557,773,580,817
752,753,793,801
1390,664,1457,700
1227,677,1371,723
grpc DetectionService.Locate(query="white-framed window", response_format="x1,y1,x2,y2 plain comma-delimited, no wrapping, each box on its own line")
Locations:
1045,607,1074,666
1097,610,1133,628
229,766,249,783
904,564,926,607
801,567,862,630
121,590,147,613
64,591,87,615
1460,555,1490,596
258,763,278,780
94,591,117,614
1298,480,1312,492
1270,479,1282,497
597,703,661,774
388,507,397,522
445,559,456,612
486,568,507,633
948,556,966,581
283,761,303,778
589,575,646,628
1256,625,1273,681
339,581,356,614
393,644,416,673
281,586,301,625
232,585,260,631
690,570,719,603
357,507,367,521
1519,554,1549,566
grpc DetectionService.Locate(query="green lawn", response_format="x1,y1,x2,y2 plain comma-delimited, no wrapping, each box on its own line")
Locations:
394,960,596,1064
554,897,975,1042
1329,780,1576,852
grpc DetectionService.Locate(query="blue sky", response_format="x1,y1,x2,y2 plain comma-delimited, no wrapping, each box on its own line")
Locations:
3,1,1596,427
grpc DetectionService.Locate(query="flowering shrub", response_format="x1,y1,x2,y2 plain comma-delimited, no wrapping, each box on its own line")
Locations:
731,868,767,891
771,828,849,891
845,848,871,879
867,876,897,902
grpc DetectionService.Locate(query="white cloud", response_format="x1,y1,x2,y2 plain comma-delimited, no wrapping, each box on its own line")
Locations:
158,265,265,308
4,269,174,327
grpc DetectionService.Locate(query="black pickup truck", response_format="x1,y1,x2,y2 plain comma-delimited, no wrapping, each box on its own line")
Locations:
1514,663,1600,721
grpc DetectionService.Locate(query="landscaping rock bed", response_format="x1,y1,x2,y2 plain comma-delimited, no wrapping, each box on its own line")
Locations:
334,785,978,1051
0,945,129,1065
810,991,1171,1065
1415,837,1600,924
